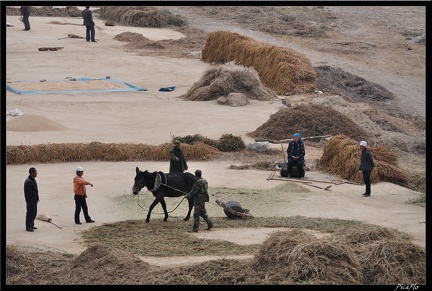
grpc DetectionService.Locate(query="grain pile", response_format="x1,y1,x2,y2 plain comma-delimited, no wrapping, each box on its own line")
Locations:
180,61,278,101
318,134,409,186
201,31,316,95
6,114,67,132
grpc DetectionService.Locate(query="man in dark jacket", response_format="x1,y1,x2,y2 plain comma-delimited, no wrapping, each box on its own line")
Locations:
82,6,96,42
24,167,39,232
169,140,188,173
359,141,375,197
20,6,31,31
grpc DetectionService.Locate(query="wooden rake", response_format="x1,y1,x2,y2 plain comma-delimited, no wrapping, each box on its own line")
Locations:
36,212,62,229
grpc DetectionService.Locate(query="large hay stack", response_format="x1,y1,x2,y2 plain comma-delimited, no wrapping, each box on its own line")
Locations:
201,31,316,95
318,134,409,186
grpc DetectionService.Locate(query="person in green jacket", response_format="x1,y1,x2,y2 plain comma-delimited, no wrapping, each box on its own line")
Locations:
185,169,213,232
169,140,188,173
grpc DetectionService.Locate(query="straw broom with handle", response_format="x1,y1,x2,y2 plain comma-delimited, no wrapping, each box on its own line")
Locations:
36,212,62,229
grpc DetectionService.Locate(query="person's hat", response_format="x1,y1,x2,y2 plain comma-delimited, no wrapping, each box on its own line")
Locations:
293,133,301,138
195,169,202,176
360,141,367,147
173,140,181,145
75,166,84,172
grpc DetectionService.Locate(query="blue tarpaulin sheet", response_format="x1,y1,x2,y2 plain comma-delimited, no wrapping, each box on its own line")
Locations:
6,77,147,95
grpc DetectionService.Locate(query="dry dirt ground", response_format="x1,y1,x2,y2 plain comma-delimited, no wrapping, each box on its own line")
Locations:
4,5,427,283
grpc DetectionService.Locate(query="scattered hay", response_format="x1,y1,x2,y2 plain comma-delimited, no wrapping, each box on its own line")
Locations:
314,65,395,103
229,161,274,171
314,65,402,117
186,6,326,38
150,259,263,285
7,220,425,285
248,104,368,141
318,134,409,186
337,227,410,246
180,61,278,101
98,6,187,28
6,6,82,17
69,244,153,285
201,31,316,95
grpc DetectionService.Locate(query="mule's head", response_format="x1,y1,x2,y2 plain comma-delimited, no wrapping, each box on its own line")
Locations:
132,167,149,195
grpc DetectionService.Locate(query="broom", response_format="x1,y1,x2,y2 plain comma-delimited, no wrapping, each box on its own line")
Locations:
36,212,62,229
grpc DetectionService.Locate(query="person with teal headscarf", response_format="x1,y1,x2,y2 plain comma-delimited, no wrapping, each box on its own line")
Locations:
286,133,305,178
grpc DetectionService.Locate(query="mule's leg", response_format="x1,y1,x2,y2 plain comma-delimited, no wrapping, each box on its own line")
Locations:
146,198,160,223
159,198,169,222
183,198,193,221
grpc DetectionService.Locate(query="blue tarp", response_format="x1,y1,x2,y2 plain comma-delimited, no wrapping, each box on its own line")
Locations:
6,77,147,95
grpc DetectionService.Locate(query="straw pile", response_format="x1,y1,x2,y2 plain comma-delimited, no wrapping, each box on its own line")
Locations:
180,61,278,101
201,31,316,95
250,228,425,284
336,227,426,284
5,141,219,165
318,134,409,186
98,6,187,28
252,229,363,284
358,240,426,284
172,134,246,152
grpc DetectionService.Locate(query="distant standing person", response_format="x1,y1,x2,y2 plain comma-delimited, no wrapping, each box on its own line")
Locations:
82,6,96,42
24,167,39,232
20,6,31,31
286,133,305,178
169,140,188,173
185,169,213,232
359,141,375,197
73,166,95,224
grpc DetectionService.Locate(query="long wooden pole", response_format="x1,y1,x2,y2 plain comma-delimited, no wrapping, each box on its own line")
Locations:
281,143,286,163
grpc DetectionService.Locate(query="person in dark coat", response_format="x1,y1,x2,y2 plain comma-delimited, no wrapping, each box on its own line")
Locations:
286,132,305,178
82,6,96,42
169,140,188,173
20,6,31,31
24,167,39,232
359,140,375,197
